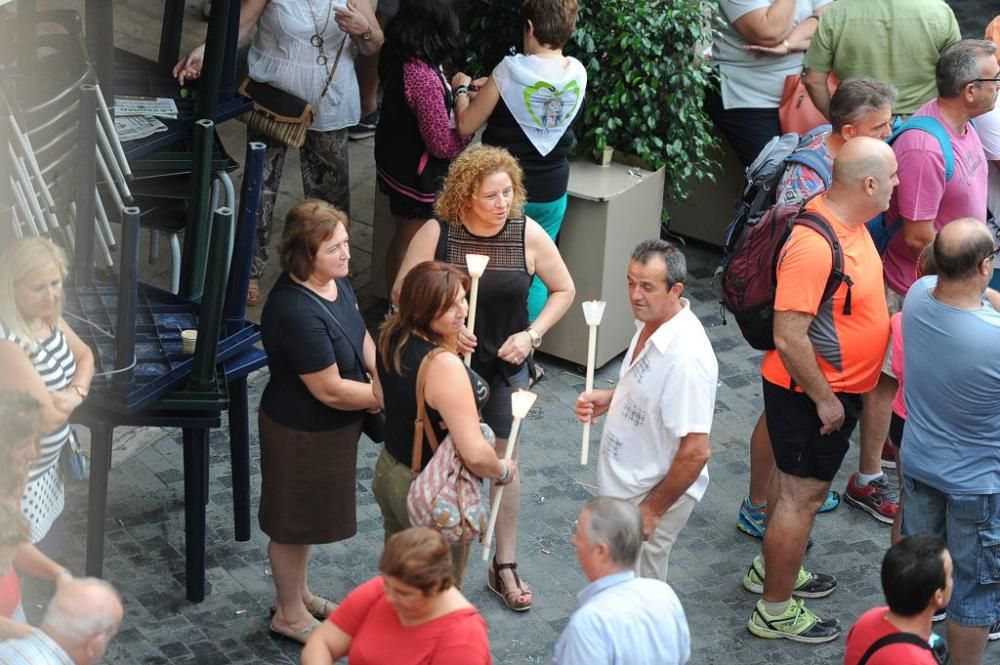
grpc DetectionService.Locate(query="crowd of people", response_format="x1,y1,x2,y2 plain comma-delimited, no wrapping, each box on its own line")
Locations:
1,0,999,663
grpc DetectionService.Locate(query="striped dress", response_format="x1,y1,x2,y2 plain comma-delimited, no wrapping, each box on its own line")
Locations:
0,322,76,543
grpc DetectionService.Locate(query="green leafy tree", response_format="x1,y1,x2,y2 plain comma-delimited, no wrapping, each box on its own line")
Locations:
456,0,719,202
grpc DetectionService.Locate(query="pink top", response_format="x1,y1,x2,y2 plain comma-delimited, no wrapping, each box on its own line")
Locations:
890,313,906,418
403,60,472,160
330,577,492,665
883,99,989,295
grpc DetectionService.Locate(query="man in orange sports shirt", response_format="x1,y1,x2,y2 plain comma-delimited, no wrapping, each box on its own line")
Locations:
743,137,897,644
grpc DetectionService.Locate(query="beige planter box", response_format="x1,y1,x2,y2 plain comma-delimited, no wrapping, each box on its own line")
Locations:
542,159,665,369
664,128,743,246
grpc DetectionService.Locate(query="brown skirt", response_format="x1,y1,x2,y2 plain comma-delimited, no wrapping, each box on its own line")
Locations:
258,411,363,544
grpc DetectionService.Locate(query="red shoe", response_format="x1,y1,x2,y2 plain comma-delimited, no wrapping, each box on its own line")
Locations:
880,439,896,469
844,473,898,524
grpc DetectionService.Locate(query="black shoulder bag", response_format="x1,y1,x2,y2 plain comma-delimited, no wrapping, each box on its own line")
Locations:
857,632,937,665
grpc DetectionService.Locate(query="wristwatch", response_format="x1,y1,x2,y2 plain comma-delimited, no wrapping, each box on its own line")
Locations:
361,23,373,41
525,327,543,349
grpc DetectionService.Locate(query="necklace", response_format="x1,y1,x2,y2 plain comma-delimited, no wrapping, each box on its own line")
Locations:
307,0,334,64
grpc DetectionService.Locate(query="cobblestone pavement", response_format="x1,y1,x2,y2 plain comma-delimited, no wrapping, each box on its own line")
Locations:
18,2,998,664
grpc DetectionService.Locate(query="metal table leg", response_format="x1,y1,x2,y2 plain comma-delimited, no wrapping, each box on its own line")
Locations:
182,428,208,603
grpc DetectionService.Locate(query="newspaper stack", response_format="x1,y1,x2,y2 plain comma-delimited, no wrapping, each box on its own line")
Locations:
113,96,178,142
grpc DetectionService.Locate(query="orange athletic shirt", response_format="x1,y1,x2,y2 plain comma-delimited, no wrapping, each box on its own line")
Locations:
761,196,890,394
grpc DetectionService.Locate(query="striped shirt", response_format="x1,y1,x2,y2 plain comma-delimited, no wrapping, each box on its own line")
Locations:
0,630,74,664
0,322,76,542
0,323,76,480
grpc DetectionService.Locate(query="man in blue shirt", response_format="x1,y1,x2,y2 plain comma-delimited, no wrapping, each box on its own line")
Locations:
901,218,1000,665
554,497,690,665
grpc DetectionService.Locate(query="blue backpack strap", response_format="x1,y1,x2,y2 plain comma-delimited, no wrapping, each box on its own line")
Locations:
889,116,954,182
785,148,833,190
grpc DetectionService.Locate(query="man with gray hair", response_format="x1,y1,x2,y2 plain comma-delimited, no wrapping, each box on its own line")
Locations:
554,497,690,665
858,40,996,539
900,219,1000,665
576,240,718,582
0,577,124,664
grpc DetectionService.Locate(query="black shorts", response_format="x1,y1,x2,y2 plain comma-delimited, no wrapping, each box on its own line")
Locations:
889,411,906,449
762,379,862,482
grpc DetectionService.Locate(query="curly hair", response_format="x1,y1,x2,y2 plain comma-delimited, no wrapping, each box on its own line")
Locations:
433,146,526,227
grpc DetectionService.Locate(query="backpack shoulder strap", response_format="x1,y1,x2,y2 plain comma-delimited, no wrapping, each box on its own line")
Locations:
412,347,447,475
889,115,955,182
785,148,833,189
794,210,853,313
857,632,932,665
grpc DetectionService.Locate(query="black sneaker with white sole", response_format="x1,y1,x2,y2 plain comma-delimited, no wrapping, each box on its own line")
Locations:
348,111,379,140
989,618,1000,641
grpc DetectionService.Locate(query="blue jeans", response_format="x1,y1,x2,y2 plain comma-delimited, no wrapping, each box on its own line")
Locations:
902,476,1000,626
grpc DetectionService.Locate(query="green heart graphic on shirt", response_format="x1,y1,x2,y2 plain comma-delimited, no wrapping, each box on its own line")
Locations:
523,80,582,130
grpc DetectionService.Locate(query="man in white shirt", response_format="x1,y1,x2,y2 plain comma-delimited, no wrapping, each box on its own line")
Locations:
554,497,691,665
576,240,718,581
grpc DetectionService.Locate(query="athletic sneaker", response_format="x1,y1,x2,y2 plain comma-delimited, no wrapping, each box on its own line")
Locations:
844,473,899,524
742,555,837,598
818,489,841,513
738,491,839,538
989,619,1000,641
348,111,379,140
932,608,946,623
880,438,897,469
737,497,767,538
747,598,841,643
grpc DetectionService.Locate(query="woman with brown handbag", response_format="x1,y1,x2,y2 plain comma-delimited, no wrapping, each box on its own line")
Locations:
173,0,384,306
373,261,516,587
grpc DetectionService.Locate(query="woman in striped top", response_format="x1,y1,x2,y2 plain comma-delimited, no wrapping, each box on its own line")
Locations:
0,237,94,548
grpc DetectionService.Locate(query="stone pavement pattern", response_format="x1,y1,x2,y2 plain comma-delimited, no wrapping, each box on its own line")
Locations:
20,1,999,663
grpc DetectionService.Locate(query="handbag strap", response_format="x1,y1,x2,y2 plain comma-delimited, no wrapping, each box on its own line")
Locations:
277,282,370,382
411,347,447,475
316,34,348,104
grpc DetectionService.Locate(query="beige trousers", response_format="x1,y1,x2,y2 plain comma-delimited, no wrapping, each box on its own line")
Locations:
629,493,698,582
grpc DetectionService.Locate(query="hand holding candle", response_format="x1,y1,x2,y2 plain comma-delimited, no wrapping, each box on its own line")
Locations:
464,254,490,367
481,389,536,560
580,300,606,465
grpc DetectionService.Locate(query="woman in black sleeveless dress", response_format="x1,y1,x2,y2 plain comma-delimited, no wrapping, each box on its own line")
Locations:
392,146,574,611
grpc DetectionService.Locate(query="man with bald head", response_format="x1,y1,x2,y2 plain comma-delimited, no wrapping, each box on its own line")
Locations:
744,137,895,644
0,577,124,664
900,219,1000,665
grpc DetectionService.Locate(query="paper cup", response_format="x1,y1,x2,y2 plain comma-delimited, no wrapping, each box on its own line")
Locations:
181,329,198,355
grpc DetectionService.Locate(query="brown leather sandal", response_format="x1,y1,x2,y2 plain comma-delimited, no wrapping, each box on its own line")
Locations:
488,558,533,612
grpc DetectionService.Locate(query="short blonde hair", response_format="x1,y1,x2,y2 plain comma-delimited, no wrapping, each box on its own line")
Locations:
278,200,350,282
434,146,526,227
0,236,69,352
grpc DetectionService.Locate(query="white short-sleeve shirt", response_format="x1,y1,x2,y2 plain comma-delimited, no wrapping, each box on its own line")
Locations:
596,300,719,502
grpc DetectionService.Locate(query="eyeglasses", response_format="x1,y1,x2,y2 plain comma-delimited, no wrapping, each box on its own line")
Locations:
986,244,1000,263
967,76,1000,87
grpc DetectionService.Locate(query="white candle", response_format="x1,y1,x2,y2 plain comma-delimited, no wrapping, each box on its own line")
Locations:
464,254,490,367
580,300,606,465
481,389,537,559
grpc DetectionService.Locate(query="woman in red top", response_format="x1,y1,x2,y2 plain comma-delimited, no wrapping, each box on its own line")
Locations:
301,527,492,665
